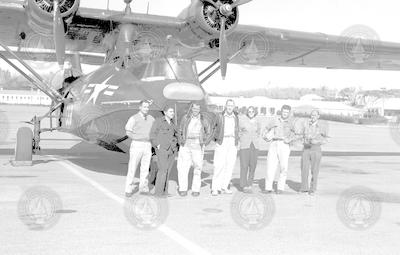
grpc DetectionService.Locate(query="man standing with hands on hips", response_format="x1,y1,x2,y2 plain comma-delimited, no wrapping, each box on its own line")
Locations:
262,104,296,194
125,100,155,197
211,99,239,196
150,103,179,197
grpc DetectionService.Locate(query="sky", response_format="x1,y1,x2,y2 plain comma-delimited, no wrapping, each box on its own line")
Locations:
4,0,400,93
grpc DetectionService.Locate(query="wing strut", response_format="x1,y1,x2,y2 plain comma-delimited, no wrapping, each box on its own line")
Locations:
0,42,63,102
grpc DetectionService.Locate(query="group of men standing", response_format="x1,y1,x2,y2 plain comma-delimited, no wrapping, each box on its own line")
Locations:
124,99,328,198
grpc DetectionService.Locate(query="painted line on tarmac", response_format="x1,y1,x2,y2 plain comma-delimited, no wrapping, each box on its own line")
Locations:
50,157,211,255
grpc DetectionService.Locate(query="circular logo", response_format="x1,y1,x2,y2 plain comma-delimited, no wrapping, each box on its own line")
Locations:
17,186,62,230
124,194,169,230
131,28,166,63
0,111,9,144
232,32,271,70
230,192,275,230
75,106,111,143
338,25,380,65
389,116,400,146
336,186,382,230
21,32,55,71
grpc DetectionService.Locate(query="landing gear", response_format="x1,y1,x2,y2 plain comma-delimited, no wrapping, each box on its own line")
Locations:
12,127,33,166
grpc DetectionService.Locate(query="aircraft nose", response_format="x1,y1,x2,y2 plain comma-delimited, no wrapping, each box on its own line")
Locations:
163,82,204,101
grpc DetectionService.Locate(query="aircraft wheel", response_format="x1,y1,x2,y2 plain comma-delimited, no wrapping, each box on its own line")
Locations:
13,127,33,166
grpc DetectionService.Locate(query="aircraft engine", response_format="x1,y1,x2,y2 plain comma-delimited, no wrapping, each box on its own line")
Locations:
180,0,239,40
26,0,80,35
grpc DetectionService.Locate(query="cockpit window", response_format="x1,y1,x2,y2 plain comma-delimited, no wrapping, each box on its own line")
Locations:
132,58,198,83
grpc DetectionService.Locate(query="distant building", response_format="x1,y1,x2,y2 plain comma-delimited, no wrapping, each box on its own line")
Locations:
0,89,51,105
300,94,324,101
207,96,364,117
364,97,400,118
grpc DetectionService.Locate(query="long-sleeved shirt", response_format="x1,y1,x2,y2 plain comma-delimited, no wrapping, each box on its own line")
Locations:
149,117,178,152
263,116,296,144
300,119,328,146
239,115,261,149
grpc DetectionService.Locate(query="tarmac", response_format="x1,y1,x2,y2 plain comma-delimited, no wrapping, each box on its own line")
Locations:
0,105,399,255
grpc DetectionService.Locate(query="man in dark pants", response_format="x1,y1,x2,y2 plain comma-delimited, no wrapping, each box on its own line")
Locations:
150,104,179,197
299,109,328,196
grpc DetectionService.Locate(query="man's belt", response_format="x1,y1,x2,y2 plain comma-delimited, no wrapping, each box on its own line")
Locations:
187,137,200,140
272,138,284,141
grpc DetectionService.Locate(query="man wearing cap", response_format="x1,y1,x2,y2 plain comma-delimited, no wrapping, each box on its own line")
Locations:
150,104,179,197
125,100,155,197
177,103,212,197
299,109,328,195
211,99,239,196
262,104,296,194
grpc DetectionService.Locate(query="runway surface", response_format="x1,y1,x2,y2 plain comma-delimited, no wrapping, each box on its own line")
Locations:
0,105,399,255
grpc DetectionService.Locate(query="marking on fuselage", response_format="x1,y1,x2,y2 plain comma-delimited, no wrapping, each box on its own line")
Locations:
86,75,119,104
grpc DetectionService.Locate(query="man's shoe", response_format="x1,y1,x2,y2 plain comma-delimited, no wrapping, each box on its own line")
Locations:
276,190,283,195
308,191,315,196
191,192,200,197
221,189,233,195
178,191,188,197
299,190,309,193
211,190,219,196
125,192,133,198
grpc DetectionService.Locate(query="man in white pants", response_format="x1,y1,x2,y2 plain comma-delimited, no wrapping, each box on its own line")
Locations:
177,103,212,197
211,99,239,196
125,100,155,197
262,105,296,194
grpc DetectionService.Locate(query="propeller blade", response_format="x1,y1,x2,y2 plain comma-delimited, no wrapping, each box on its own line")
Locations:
53,1,66,68
231,0,253,9
219,16,228,80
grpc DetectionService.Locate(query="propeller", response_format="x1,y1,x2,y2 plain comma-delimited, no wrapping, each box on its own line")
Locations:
200,0,254,79
219,16,228,79
53,0,66,69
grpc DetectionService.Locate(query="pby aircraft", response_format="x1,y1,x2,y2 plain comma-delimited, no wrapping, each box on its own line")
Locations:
1,0,400,157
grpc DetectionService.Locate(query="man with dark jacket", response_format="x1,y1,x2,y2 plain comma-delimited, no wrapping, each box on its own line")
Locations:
149,104,179,197
177,103,212,197
211,99,239,196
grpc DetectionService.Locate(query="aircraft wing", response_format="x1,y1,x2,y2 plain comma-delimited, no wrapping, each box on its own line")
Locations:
198,24,400,71
2,0,400,70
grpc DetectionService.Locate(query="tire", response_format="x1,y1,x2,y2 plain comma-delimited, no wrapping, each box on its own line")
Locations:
14,127,33,162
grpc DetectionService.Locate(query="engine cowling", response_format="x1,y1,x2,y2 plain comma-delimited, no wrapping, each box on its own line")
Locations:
26,0,80,35
178,0,239,43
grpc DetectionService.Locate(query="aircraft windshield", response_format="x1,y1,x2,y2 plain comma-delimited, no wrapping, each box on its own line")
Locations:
133,58,198,83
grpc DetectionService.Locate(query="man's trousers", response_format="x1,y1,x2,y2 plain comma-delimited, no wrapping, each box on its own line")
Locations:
125,141,152,193
265,140,291,191
177,142,204,192
300,145,322,192
212,137,237,192
154,147,175,196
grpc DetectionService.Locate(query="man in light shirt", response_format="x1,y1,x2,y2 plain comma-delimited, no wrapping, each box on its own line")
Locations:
125,100,155,197
177,103,212,197
262,105,296,194
211,99,239,196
